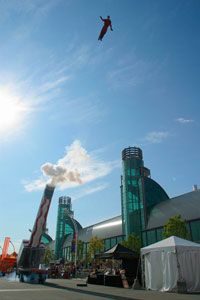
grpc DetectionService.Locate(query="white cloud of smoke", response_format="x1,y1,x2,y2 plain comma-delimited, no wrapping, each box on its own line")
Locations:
41,163,82,187
24,140,117,192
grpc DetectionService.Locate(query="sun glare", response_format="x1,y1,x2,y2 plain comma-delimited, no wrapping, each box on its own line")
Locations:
0,87,28,133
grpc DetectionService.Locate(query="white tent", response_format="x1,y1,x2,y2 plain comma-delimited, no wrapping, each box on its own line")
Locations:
141,236,200,292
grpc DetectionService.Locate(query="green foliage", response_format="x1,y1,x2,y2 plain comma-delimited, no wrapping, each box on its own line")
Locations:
88,236,104,261
43,247,54,265
163,214,189,239
121,234,141,253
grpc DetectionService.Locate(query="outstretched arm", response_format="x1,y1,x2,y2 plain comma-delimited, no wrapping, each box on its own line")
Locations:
100,16,105,21
110,23,113,31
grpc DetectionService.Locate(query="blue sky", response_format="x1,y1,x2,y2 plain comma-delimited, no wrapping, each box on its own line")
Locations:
0,0,199,252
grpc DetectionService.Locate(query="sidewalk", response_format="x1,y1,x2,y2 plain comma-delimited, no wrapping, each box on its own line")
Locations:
45,278,200,300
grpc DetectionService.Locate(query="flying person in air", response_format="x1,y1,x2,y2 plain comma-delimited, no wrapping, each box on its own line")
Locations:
98,15,113,41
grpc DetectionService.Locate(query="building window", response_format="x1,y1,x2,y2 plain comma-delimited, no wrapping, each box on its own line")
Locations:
116,236,124,244
146,230,156,245
127,169,131,176
131,179,137,186
142,232,147,246
131,169,136,176
128,192,133,200
104,239,111,250
111,237,117,248
156,228,163,242
190,220,200,242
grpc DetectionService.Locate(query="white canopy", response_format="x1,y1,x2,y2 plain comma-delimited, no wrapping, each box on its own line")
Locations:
141,236,200,292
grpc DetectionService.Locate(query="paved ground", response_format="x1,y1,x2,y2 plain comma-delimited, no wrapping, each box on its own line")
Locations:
0,277,200,300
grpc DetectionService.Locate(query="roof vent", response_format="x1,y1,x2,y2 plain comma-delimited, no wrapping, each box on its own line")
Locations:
192,184,198,191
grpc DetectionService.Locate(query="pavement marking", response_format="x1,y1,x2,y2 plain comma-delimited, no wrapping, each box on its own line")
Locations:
0,288,54,292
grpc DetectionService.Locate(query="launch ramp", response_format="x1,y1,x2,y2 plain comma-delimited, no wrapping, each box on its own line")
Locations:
17,185,55,282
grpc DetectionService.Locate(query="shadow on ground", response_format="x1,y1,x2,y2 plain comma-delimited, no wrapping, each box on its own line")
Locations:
45,282,139,300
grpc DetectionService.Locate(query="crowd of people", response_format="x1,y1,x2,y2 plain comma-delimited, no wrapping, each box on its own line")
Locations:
48,262,76,279
48,260,124,280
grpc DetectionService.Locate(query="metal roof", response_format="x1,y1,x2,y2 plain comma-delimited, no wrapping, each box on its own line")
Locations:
78,215,123,242
147,190,200,229
62,215,123,247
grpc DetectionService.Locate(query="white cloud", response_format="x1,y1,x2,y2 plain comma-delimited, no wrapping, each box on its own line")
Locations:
52,44,93,75
0,0,62,39
22,178,47,193
106,52,165,90
144,131,169,144
107,59,152,89
71,183,109,201
54,42,113,77
0,41,109,136
175,117,194,124
0,0,61,21
24,140,118,191
49,95,107,125
38,76,71,94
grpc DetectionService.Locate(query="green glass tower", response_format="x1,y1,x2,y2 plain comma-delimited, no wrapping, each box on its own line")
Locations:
55,196,74,259
121,147,148,239
121,147,169,242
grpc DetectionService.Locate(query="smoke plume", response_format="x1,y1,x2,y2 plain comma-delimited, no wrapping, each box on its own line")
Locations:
41,163,82,187
24,140,117,191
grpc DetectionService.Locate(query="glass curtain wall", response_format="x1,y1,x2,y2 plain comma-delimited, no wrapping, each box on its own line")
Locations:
55,196,74,259
121,147,148,239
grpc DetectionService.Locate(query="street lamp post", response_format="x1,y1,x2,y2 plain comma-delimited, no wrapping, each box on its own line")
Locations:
71,217,78,273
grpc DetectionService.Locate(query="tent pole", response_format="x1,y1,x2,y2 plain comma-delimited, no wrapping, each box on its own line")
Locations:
141,255,145,288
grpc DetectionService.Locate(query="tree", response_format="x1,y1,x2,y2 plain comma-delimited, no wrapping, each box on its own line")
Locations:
43,246,54,265
88,236,104,261
163,214,189,239
121,234,141,254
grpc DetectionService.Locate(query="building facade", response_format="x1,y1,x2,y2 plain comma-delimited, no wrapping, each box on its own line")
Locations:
47,146,200,261
62,215,124,262
54,196,82,259
121,147,169,243
142,189,200,246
